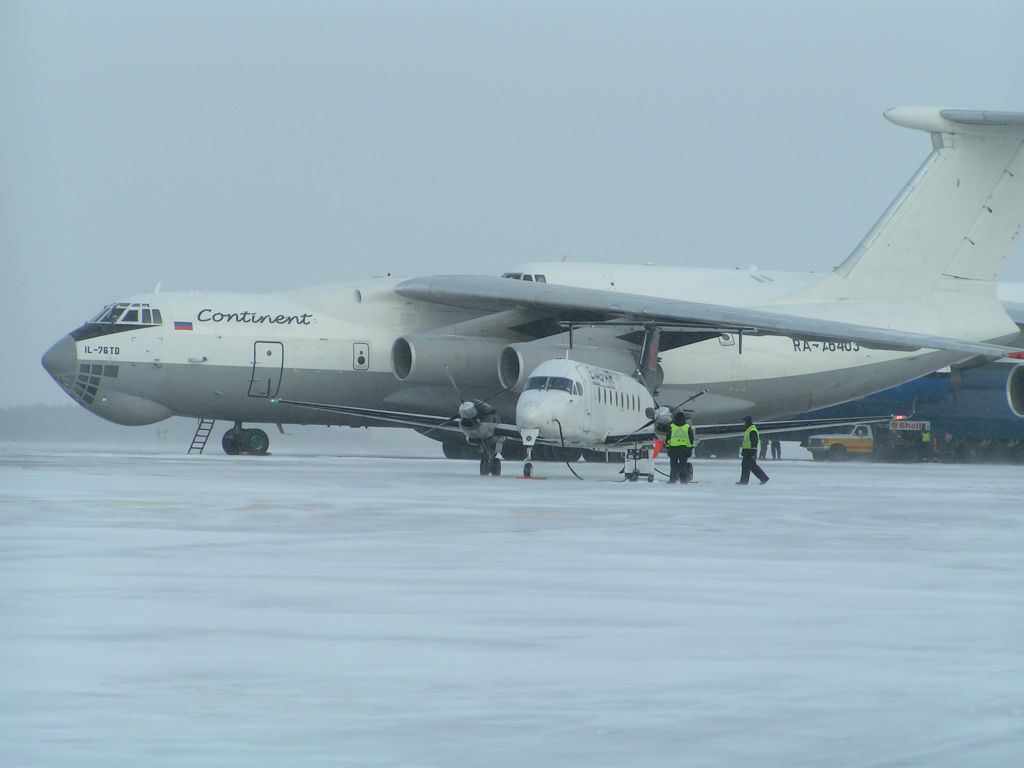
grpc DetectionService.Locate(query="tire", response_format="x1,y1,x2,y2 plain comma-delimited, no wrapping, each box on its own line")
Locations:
490,458,502,476
647,475,654,483
828,444,848,462
524,462,533,478
479,457,491,475
686,465,694,483
221,431,240,455
243,428,269,455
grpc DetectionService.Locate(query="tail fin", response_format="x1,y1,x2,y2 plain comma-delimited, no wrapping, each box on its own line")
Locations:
781,108,1024,305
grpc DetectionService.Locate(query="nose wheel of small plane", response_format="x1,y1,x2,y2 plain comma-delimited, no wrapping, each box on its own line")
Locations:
523,461,533,478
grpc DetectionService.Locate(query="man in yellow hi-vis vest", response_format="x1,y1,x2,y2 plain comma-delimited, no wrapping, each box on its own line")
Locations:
666,412,695,484
738,416,770,485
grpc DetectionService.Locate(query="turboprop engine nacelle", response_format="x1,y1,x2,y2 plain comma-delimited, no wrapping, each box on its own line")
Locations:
391,334,506,387
498,342,642,391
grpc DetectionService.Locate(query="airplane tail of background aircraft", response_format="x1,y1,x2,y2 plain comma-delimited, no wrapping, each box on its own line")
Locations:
779,108,1024,327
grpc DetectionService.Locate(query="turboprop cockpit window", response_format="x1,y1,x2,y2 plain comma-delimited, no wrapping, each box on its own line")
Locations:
526,376,575,393
548,377,573,393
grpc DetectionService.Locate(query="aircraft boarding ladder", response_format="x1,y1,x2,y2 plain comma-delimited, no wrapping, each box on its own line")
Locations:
188,418,216,454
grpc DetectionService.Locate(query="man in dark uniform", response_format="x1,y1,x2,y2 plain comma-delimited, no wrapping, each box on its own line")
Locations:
737,416,769,485
666,412,695,484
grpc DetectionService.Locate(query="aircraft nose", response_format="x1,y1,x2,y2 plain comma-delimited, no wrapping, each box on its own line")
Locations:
41,335,78,385
518,403,545,430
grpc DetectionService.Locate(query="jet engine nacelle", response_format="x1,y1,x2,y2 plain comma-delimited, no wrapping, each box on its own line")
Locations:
1009,364,1024,417
391,334,505,386
498,342,644,391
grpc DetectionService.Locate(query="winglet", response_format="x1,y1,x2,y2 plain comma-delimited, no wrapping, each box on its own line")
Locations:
885,106,1024,136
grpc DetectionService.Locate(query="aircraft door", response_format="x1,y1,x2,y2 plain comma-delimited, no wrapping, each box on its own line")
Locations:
249,341,284,397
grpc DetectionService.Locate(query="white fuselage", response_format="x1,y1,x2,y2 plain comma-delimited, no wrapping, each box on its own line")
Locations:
41,265,1023,432
515,359,655,446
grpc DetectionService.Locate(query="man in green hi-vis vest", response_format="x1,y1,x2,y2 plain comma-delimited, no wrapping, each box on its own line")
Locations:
666,412,695,484
738,416,770,486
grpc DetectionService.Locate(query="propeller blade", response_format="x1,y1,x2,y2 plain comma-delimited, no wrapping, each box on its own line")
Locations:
667,388,709,413
418,414,461,439
444,367,466,406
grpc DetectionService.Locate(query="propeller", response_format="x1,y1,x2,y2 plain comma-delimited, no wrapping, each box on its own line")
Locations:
416,367,512,439
611,388,710,446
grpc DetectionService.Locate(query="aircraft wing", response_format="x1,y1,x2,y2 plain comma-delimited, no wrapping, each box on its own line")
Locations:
396,275,1021,358
274,398,522,439
604,415,893,445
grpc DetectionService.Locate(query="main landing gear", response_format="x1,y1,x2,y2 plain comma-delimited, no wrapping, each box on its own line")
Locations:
480,455,502,476
221,422,270,455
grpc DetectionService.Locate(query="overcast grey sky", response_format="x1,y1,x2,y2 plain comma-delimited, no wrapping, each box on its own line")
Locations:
3,0,1024,407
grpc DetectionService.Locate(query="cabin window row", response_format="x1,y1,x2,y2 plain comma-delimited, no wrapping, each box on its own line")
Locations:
597,387,643,412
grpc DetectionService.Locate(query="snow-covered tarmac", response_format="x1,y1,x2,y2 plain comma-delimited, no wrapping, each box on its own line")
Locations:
1,442,1022,767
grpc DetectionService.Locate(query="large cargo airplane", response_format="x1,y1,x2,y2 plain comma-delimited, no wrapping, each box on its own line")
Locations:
41,107,1024,454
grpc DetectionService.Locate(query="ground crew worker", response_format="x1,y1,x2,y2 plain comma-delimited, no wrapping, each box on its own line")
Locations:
919,428,932,462
666,412,695,484
770,439,782,460
738,416,770,485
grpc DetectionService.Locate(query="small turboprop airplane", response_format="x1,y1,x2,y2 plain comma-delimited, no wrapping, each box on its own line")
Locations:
41,107,1024,456
277,349,881,478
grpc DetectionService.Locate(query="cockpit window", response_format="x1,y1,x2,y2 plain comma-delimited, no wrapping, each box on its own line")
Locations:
548,377,573,393
90,302,164,326
525,376,575,393
501,272,547,283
